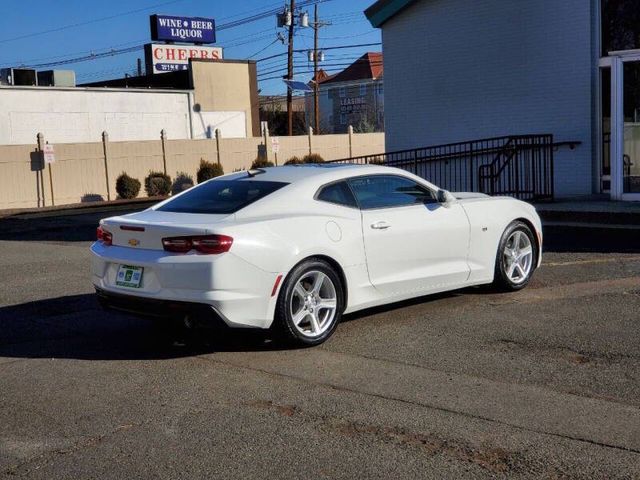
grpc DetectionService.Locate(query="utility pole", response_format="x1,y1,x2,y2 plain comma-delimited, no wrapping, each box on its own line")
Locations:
313,4,319,133
311,5,329,133
286,0,295,136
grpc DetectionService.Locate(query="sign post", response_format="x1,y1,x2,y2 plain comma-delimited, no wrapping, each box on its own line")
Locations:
43,143,55,206
271,137,280,166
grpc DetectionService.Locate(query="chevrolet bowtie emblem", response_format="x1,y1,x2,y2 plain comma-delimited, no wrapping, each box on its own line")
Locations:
128,239,140,247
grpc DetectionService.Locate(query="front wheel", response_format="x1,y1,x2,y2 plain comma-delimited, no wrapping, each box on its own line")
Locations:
493,221,537,291
274,259,344,347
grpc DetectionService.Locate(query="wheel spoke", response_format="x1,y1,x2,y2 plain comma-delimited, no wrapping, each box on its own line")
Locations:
292,309,308,326
317,298,337,310
309,312,320,334
294,283,307,299
515,262,526,278
507,261,517,278
513,231,522,249
311,272,326,295
518,245,533,259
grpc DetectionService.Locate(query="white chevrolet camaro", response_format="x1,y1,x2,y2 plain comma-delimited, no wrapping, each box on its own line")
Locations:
92,164,542,346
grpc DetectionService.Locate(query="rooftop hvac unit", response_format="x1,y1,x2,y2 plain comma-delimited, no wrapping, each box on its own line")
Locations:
0,68,37,86
37,70,76,87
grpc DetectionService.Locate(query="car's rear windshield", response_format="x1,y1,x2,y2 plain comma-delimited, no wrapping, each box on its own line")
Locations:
157,179,288,214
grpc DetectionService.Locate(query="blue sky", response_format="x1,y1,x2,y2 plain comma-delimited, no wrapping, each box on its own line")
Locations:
0,0,380,95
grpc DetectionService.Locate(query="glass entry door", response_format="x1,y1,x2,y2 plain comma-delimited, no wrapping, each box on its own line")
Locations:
604,54,640,200
623,61,640,194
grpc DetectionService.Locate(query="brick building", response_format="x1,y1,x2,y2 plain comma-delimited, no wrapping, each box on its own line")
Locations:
306,52,384,134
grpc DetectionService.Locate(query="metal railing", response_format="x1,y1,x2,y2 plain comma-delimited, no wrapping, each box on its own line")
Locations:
329,134,554,201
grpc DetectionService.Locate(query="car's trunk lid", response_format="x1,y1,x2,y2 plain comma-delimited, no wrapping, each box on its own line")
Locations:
101,209,232,250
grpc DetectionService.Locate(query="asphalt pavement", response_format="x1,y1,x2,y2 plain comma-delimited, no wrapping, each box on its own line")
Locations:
0,210,639,479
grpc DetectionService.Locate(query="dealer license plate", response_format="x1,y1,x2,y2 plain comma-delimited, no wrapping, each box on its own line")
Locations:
116,265,144,288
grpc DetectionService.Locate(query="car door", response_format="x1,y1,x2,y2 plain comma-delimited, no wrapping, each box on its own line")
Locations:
347,174,470,297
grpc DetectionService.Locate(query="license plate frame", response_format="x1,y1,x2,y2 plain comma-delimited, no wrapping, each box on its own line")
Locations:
116,265,144,288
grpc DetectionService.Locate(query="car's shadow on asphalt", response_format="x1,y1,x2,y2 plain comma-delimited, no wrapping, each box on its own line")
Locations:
0,289,477,361
0,294,289,361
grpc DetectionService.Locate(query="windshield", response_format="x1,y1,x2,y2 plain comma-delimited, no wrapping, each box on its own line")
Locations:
157,179,288,214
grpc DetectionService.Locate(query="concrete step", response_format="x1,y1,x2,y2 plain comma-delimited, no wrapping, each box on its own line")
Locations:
539,209,640,226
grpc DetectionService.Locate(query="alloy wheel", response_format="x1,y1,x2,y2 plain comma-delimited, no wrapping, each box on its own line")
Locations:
289,270,338,338
502,230,533,284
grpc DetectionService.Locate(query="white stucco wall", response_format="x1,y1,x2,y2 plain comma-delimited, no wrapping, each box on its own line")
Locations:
381,0,595,196
0,87,193,145
190,111,247,139
0,87,250,145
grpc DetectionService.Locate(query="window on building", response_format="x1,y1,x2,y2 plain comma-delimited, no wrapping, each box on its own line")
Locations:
601,0,640,55
340,114,347,125
339,87,346,98
360,84,367,96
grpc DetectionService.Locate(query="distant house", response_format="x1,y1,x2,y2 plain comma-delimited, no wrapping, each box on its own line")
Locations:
364,0,640,201
306,52,384,134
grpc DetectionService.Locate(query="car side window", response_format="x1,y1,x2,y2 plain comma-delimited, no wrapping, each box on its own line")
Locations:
347,175,437,210
317,181,358,208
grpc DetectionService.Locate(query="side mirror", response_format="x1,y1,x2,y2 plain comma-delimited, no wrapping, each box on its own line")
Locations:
436,189,449,203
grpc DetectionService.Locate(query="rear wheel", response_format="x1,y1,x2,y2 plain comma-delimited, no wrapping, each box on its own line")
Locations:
493,221,537,291
275,259,344,346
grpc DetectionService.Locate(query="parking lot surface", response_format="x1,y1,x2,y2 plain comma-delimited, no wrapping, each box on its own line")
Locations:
1,211,639,479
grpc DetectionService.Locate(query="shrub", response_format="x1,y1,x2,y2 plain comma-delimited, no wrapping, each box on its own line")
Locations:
251,158,275,169
302,153,325,164
284,156,302,165
197,159,224,183
171,172,194,195
115,173,141,199
144,171,172,197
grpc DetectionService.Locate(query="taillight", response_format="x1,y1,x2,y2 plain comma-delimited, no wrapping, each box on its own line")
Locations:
162,235,233,255
97,226,112,246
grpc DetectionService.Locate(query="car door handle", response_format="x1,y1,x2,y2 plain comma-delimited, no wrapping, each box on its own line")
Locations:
370,221,391,230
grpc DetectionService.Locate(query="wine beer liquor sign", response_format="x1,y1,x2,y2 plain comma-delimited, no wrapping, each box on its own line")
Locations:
150,15,216,43
146,14,221,74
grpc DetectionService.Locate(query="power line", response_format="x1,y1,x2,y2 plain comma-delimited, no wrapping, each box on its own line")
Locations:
256,42,381,62
0,0,188,44
258,63,383,82
0,39,148,68
257,60,384,79
246,39,281,59
7,1,334,69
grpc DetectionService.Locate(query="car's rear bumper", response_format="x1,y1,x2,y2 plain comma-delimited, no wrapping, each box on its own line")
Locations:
90,242,281,329
95,287,229,328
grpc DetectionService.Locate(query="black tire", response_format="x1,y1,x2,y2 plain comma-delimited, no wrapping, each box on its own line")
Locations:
492,221,537,291
274,258,344,347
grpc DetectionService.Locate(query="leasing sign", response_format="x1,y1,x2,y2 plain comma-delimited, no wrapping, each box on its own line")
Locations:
150,15,216,43
144,43,223,73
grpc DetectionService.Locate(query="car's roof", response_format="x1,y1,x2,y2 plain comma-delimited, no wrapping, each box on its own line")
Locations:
223,163,395,185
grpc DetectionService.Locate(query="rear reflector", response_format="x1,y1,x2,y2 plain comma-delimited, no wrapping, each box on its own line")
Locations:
271,274,283,297
120,225,145,232
162,235,233,255
97,226,112,246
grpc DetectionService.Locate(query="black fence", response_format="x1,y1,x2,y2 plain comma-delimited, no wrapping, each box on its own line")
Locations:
329,135,554,201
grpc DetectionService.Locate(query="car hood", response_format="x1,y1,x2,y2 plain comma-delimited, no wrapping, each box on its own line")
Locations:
452,192,490,200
